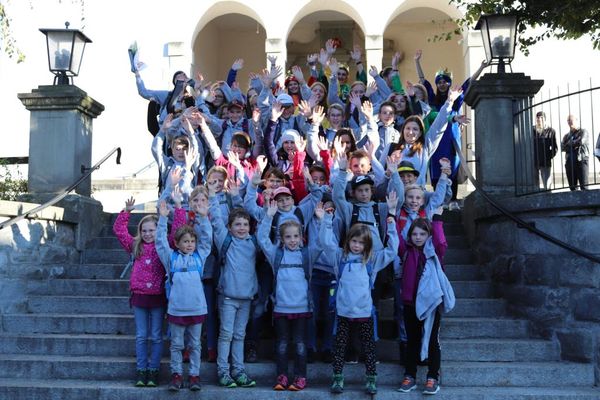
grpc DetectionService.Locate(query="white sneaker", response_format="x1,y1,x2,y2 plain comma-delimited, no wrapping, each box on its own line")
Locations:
448,201,460,211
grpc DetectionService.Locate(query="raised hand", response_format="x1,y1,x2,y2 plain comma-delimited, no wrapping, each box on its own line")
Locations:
447,85,463,103
328,58,339,76
333,136,345,156
269,65,283,82
439,157,452,176
171,184,183,208
169,166,184,187
227,178,240,197
364,140,376,158
325,38,337,55
271,101,284,121
266,200,278,217
267,54,278,66
350,45,362,63
207,178,219,197
365,81,378,97
184,148,197,171
316,135,329,151
296,137,307,153
314,201,325,220
125,196,135,212
360,100,374,117
227,151,242,169
349,92,362,109
337,150,348,170
405,80,415,97
369,65,379,78
455,114,471,126
292,65,305,84
414,49,422,61
251,171,264,188
298,100,312,118
303,166,314,186
231,58,244,71
311,105,325,126
256,155,268,173
158,201,169,217
386,156,399,175
318,48,329,66
252,107,261,123
194,201,208,217
386,190,398,216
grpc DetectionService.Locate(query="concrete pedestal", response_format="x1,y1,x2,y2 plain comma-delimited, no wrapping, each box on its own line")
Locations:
464,73,543,196
17,85,104,197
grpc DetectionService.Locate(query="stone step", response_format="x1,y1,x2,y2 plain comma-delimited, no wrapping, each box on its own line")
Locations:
88,234,471,250
0,334,559,362
1,379,599,400
26,295,504,318
0,355,593,387
29,279,494,299
82,248,473,265
1,314,529,338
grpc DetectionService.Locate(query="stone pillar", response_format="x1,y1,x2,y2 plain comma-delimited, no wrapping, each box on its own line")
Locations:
464,73,543,195
365,35,383,82
17,85,104,197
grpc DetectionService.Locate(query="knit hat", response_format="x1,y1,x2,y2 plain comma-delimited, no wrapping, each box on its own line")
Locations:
276,93,294,107
351,175,374,190
281,129,300,144
398,161,419,177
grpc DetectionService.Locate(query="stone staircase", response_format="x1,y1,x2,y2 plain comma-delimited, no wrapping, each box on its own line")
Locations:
0,210,598,399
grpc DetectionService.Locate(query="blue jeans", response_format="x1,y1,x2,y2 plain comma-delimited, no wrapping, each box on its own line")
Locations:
203,279,217,350
170,323,202,375
394,279,407,342
133,306,165,370
307,269,335,352
217,296,251,377
275,317,308,377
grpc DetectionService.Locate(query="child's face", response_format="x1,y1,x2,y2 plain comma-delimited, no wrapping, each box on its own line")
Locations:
172,144,188,162
275,194,294,212
282,105,295,119
230,141,248,160
353,184,373,203
213,89,225,106
229,217,250,239
389,149,402,163
266,175,284,189
311,171,326,186
351,84,365,98
177,233,197,254
349,236,366,255
400,172,417,185
287,81,300,94
282,226,302,250
282,140,297,153
207,173,226,193
311,85,325,102
228,107,243,123
140,221,157,244
190,193,208,210
350,157,371,176
379,105,395,125
436,79,449,93
410,226,429,247
328,109,343,127
403,121,421,144
337,134,353,152
337,69,349,84
405,189,425,211
392,95,407,112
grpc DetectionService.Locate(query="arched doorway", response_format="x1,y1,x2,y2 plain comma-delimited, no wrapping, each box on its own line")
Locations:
193,13,266,86
383,7,464,87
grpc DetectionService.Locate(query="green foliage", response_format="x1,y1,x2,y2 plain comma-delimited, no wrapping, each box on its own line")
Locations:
449,0,600,55
0,3,25,63
0,160,27,201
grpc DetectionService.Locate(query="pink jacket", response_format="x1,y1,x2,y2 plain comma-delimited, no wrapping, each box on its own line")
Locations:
113,211,165,296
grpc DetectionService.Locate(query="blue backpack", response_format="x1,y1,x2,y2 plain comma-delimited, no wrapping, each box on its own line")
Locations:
271,246,312,310
214,233,260,293
165,251,203,299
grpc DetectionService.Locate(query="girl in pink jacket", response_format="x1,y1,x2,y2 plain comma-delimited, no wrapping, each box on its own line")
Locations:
113,197,166,388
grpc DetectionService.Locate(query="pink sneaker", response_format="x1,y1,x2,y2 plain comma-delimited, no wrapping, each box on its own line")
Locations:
273,374,288,391
288,376,307,391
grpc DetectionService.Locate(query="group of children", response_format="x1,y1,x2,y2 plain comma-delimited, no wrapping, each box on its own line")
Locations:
120,40,464,394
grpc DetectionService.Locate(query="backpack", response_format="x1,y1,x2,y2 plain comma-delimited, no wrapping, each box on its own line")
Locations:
218,119,250,148
349,203,385,240
397,208,427,236
214,233,260,294
271,246,312,309
269,207,305,242
164,251,203,299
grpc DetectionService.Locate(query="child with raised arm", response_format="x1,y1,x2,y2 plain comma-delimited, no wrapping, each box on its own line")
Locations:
155,200,212,392
112,197,165,388
257,200,320,391
208,181,258,388
316,195,399,395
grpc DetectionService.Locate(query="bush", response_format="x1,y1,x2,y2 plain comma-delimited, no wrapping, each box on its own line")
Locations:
0,161,27,201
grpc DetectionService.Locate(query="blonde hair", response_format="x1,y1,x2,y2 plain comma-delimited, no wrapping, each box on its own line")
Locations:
207,166,228,181
343,223,373,264
190,185,209,202
133,215,159,259
279,220,303,243
405,184,425,197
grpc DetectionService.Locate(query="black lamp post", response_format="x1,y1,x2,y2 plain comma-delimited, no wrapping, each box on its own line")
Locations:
475,13,517,73
39,22,92,85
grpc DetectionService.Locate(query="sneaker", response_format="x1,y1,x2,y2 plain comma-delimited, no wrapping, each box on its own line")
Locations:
146,369,159,387
245,343,258,363
218,374,237,388
273,374,288,391
207,348,217,363
189,375,201,391
365,374,377,395
134,369,147,387
448,201,460,211
398,375,417,393
322,349,333,364
183,348,190,363
330,373,344,394
234,372,256,388
288,376,306,391
423,378,440,395
168,373,183,391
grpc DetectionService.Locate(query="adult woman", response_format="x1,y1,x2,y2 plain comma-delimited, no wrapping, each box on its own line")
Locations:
532,111,558,190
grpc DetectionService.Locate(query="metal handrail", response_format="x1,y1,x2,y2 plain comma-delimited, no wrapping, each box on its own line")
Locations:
454,141,600,264
0,147,121,231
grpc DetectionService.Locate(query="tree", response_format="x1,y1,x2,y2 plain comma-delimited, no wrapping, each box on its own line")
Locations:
450,0,600,54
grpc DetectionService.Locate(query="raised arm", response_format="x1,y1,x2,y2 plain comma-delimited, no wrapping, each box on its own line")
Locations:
256,205,280,266
113,198,135,252
243,173,266,222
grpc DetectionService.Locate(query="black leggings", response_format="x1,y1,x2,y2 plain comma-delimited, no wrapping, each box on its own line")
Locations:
274,317,307,378
403,305,441,380
332,316,377,375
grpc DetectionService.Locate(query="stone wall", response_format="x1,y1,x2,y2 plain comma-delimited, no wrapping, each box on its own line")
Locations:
463,190,600,382
0,196,105,314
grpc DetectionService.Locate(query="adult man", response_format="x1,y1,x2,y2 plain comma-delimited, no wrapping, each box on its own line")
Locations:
561,114,589,191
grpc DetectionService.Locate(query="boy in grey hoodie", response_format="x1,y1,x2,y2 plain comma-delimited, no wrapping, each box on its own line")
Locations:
208,181,258,389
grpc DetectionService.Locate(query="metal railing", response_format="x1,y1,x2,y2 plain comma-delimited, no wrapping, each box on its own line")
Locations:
513,79,600,196
0,147,121,231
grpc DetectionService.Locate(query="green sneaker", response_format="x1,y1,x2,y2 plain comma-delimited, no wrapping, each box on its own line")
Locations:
218,374,237,388
234,372,256,387
365,374,377,395
134,369,147,387
146,369,159,387
330,373,344,394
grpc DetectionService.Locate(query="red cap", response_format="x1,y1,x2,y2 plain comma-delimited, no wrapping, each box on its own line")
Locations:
272,186,293,199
